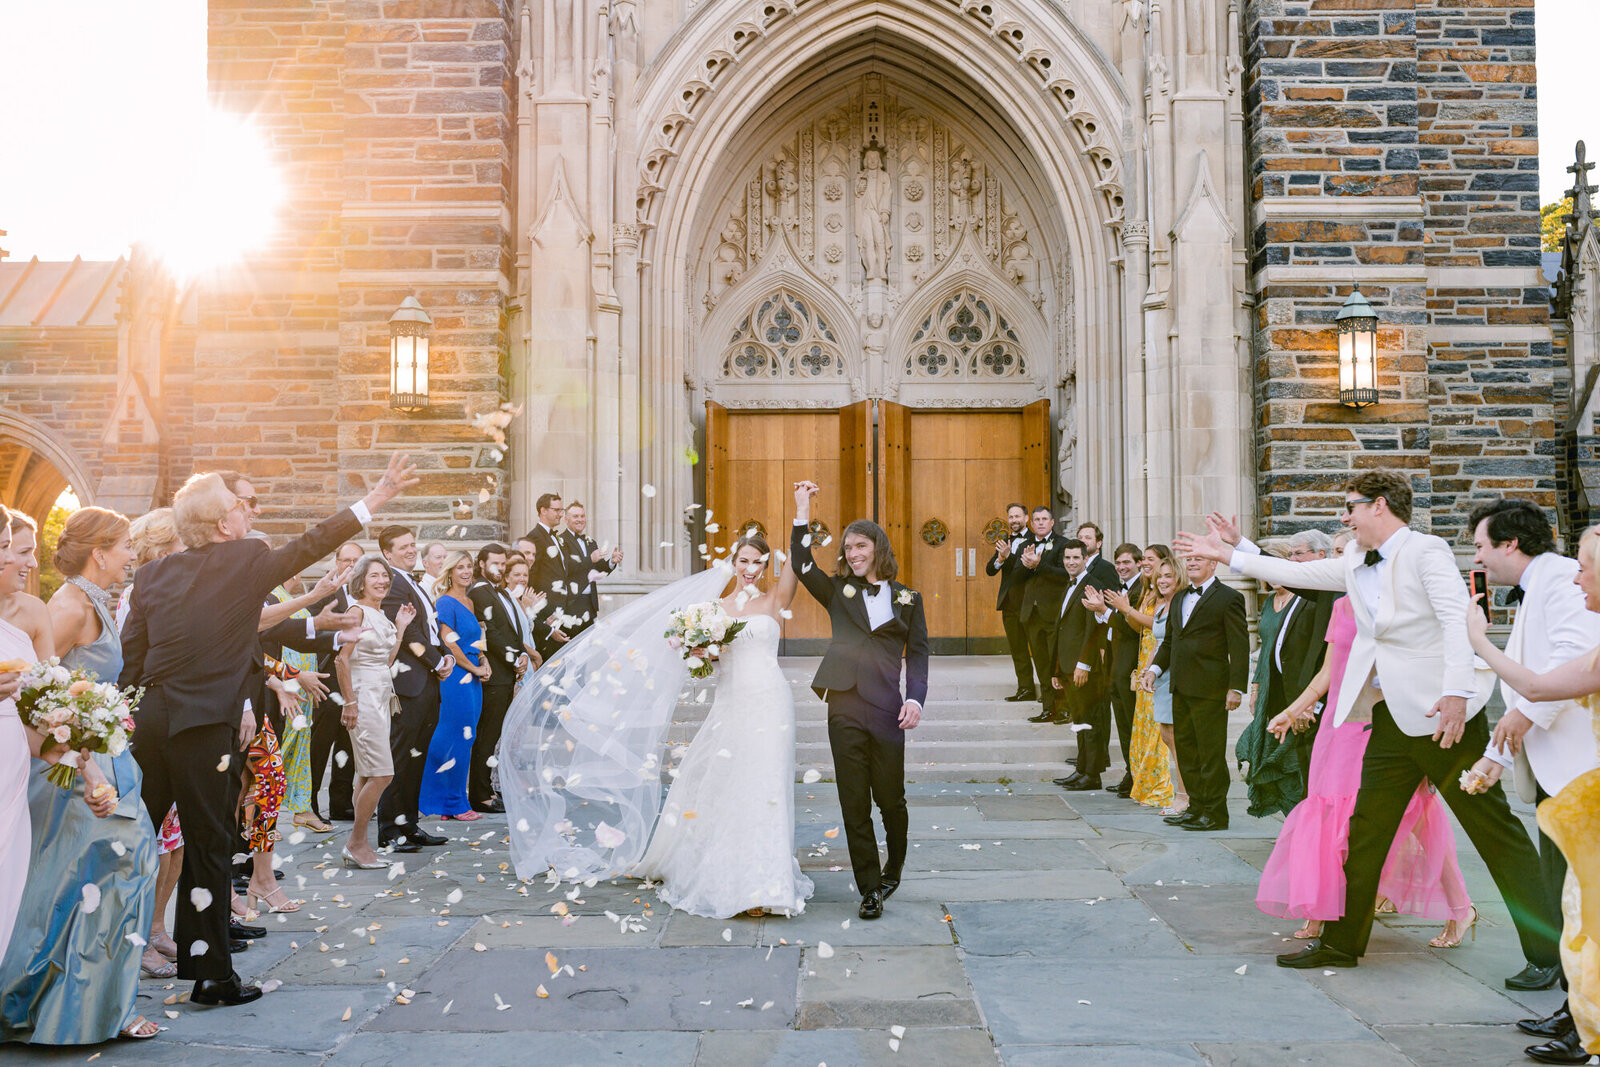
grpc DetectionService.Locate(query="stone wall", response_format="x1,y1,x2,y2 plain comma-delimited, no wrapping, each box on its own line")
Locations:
1244,0,1555,544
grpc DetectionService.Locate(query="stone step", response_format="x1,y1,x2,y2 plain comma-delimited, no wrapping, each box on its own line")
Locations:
667,717,1087,746
674,697,1055,723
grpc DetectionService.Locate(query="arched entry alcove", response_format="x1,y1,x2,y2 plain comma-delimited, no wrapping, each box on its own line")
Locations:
634,3,1126,648
0,413,95,523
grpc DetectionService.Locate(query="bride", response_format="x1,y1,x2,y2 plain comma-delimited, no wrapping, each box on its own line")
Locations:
499,530,813,920
631,532,813,917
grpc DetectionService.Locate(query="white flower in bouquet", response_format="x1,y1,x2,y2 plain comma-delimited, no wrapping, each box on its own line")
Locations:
16,658,144,789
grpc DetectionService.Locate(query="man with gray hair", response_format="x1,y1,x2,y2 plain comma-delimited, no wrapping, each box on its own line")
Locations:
1210,515,1341,795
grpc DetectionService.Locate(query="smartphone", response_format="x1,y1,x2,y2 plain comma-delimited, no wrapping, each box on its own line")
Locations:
1470,569,1491,624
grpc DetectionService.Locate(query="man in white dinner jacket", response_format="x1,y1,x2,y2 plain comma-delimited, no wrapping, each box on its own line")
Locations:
1174,470,1561,988
1461,499,1600,1046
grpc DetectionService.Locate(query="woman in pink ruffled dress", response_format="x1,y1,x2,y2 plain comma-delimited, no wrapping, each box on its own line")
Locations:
1256,595,1476,946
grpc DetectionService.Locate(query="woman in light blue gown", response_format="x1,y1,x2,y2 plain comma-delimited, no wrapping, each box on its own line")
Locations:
0,508,159,1045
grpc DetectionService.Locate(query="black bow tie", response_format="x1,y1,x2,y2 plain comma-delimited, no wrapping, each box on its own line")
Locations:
1505,585,1525,605
1363,550,1382,567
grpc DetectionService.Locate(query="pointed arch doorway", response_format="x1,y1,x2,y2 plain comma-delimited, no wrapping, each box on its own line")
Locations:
706,398,1050,653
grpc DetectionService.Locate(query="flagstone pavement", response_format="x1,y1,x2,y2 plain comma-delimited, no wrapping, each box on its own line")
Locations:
9,775,1565,1066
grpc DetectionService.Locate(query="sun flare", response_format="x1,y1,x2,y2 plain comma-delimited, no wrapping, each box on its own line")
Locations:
142,109,282,279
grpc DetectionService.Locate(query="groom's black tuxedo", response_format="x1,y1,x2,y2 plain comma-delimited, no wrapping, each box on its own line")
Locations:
791,521,930,899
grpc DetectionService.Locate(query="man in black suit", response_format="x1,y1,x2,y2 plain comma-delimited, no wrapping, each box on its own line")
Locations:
985,503,1035,701
523,492,572,659
1076,522,1119,589
309,539,364,821
1089,543,1148,797
560,500,622,639
1017,507,1070,723
1140,552,1249,831
792,480,929,921
1050,540,1112,789
467,542,536,813
375,525,454,852
121,452,416,1006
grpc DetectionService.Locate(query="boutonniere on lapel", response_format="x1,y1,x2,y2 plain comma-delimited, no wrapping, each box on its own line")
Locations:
842,583,858,598
896,588,916,606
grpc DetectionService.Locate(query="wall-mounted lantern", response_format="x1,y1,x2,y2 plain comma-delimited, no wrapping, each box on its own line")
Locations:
1336,286,1378,409
389,296,431,412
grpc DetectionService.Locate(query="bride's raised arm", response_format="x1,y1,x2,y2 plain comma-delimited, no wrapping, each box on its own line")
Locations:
1469,602,1600,701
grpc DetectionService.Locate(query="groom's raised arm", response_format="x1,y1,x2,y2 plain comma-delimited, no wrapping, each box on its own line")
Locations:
790,481,835,607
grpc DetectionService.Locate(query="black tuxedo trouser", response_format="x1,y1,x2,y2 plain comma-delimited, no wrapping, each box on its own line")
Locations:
1021,614,1058,715
1001,609,1034,693
825,688,907,896
1322,705,1559,965
1171,689,1229,824
309,703,354,819
378,677,441,842
1069,683,1110,776
132,711,235,982
470,683,514,806
1109,674,1136,781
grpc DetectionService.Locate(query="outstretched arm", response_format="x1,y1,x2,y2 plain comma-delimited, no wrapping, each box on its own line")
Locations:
1469,603,1600,702
789,481,834,608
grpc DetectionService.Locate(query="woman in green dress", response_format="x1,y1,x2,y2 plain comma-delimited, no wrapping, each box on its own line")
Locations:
1234,540,1307,819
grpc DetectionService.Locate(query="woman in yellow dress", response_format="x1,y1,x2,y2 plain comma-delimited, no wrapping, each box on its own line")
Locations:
1465,523,1600,1058
1102,545,1178,810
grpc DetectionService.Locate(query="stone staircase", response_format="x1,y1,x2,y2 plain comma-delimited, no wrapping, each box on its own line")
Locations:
668,655,1104,782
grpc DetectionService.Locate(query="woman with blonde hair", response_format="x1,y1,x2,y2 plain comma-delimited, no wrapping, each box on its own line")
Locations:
419,551,489,820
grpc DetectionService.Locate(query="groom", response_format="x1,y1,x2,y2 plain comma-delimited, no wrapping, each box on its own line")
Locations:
791,481,930,920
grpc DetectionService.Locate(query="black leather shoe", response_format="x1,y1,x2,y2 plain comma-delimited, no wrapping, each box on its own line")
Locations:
1027,711,1054,723
411,829,449,847
879,876,900,902
191,972,263,1006
472,797,506,814
1507,963,1564,991
230,918,266,939
1065,775,1102,792
1164,811,1201,827
1519,1005,1575,1039
1004,689,1038,703
1112,776,1134,798
1051,776,1077,787
380,836,423,853
858,890,884,920
1056,773,1087,790
1526,1028,1592,1065
1276,940,1357,970
228,938,249,953
1181,815,1228,832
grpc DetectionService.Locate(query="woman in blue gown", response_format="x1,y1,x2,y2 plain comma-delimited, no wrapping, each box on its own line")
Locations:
0,507,159,1044
419,552,488,820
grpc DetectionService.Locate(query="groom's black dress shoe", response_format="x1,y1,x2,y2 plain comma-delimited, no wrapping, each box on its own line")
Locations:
878,876,901,902
191,972,263,1007
1004,689,1037,703
1164,811,1201,827
1276,940,1357,970
1507,963,1564,991
1520,1005,1575,1039
411,828,449,847
472,797,506,814
1525,1029,1592,1065
1180,815,1227,832
1055,773,1086,789
380,834,423,853
1065,775,1101,792
859,891,884,920
1051,776,1078,787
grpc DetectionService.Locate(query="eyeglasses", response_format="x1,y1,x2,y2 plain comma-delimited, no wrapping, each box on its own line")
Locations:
1343,497,1375,514
237,496,259,510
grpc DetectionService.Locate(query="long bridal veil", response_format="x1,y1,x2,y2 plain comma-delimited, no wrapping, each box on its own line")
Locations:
499,562,733,882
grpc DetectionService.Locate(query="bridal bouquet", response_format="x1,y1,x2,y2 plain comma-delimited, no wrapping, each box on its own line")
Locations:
14,658,140,789
664,602,747,679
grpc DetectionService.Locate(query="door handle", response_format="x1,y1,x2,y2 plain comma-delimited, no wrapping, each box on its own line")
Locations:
968,547,976,577
955,548,963,577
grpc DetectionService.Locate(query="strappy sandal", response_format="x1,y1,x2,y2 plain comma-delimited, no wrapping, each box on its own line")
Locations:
293,812,334,833
1293,920,1323,940
248,885,302,913
149,931,178,960
140,947,177,978
1430,906,1479,948
119,1015,159,1039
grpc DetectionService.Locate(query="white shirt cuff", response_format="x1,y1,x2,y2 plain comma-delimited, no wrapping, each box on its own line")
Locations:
793,519,807,527
350,500,373,525
1094,609,1112,623
1441,689,1477,700
1483,744,1515,769
305,618,317,640
1075,662,1092,672
905,699,922,712
1145,666,1163,678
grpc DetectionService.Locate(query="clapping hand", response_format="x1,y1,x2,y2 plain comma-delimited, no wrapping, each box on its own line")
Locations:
1103,586,1132,613
396,603,417,632
1081,585,1106,613
1020,544,1040,569
994,537,1013,561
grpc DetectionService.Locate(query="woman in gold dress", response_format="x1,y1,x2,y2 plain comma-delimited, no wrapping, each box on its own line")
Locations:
1465,524,1600,1058
1103,546,1179,810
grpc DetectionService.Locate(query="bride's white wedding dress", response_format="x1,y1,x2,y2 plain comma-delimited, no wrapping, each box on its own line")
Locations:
632,613,814,918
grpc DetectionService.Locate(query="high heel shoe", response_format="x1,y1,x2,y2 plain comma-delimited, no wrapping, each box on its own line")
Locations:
1430,906,1479,949
247,885,302,913
342,848,391,870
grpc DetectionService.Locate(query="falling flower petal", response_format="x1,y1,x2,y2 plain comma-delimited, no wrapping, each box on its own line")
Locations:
80,884,102,914
593,821,627,849
190,887,214,912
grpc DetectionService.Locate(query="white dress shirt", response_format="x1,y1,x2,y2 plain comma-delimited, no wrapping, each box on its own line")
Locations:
1179,576,1216,626
1482,552,1600,794
394,568,440,644
862,580,893,630
1059,570,1095,672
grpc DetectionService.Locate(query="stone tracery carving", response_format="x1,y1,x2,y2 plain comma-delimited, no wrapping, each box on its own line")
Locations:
905,291,1027,379
720,290,847,380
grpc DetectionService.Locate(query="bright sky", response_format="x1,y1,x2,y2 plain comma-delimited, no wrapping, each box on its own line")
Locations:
0,0,1592,263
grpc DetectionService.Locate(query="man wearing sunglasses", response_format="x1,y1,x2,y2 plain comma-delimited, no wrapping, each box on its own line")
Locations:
1174,469,1560,992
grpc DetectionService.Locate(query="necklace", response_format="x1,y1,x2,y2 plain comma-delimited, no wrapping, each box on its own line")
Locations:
67,574,113,611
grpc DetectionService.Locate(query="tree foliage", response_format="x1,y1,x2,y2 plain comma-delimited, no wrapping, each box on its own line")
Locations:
38,503,71,602
1543,196,1575,253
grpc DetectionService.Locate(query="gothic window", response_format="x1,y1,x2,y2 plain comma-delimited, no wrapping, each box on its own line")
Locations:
905,291,1027,378
720,290,845,379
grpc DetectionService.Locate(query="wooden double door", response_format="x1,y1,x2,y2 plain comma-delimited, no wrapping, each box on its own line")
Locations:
706,399,1050,653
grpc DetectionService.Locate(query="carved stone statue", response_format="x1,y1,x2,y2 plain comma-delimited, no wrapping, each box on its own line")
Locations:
705,219,747,309
767,158,798,230
1001,215,1040,305
950,157,980,224
855,143,891,283
1057,382,1077,508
